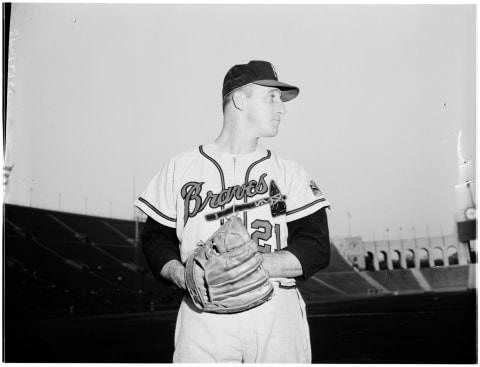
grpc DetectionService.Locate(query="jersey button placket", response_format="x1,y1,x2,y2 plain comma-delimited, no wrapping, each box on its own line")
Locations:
232,157,237,215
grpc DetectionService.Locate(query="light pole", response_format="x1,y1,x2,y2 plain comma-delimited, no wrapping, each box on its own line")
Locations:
347,211,352,238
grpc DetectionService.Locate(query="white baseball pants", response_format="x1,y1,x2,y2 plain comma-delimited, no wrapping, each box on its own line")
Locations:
172,282,312,363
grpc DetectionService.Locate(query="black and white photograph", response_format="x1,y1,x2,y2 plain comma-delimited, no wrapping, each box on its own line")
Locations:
3,3,477,363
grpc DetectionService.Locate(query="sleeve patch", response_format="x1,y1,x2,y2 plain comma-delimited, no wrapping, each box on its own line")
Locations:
309,180,323,197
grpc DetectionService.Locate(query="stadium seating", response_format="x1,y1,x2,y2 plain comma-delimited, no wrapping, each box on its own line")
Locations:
322,245,356,272
6,237,73,272
367,270,423,293
5,205,78,241
94,242,136,263
5,204,179,318
4,204,474,319
421,265,470,291
315,272,373,294
50,213,134,244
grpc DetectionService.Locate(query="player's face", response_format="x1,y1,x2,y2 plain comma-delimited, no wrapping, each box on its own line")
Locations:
246,85,286,137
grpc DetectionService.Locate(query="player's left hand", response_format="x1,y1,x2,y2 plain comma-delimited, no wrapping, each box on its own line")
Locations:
184,216,274,313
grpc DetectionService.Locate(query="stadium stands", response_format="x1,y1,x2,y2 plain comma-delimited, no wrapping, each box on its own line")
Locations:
367,269,423,293
50,213,132,244
4,204,474,319
6,205,78,241
421,265,470,291
4,204,183,318
322,244,356,273
313,272,373,294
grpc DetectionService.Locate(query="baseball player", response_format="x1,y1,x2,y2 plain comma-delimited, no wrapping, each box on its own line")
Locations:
135,60,331,363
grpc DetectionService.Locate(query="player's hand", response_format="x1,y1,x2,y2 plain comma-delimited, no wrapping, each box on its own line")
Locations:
161,259,186,290
262,251,303,278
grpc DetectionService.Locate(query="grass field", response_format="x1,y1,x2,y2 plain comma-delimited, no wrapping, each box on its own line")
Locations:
5,290,476,363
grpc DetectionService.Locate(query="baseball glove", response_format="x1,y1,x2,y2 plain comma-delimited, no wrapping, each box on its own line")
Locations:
185,216,274,314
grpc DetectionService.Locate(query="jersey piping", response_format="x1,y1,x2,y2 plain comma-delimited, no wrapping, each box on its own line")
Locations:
199,145,226,195
137,196,176,223
286,198,327,216
199,145,227,225
243,150,272,226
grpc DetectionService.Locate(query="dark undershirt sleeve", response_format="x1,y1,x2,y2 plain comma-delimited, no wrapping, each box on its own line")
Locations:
283,207,331,280
141,209,330,284
141,216,180,283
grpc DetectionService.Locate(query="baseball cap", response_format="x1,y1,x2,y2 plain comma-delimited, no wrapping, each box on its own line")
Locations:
222,60,299,102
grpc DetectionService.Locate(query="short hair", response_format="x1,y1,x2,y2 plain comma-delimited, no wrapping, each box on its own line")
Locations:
222,84,254,112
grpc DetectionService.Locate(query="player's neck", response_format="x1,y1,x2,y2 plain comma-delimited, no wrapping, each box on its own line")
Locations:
214,135,259,155
215,123,259,155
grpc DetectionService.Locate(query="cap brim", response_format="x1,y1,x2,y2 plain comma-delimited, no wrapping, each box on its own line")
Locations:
253,80,300,102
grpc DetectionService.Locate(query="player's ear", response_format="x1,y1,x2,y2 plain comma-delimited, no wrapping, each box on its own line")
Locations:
231,91,247,111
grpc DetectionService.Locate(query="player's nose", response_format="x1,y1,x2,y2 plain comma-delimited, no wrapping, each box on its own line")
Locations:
276,100,286,115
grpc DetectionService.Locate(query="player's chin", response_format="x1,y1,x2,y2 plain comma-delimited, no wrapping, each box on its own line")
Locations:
262,127,279,137
260,130,278,138
270,120,281,135
259,121,280,138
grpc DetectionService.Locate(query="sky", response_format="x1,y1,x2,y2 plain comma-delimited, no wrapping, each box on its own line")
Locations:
4,4,476,241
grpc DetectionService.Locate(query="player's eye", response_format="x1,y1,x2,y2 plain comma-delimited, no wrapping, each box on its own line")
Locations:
268,91,281,102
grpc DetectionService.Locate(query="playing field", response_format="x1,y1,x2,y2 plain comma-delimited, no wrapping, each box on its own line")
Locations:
5,290,476,363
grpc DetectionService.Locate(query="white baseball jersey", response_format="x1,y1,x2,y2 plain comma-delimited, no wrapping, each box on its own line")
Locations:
135,141,330,265
135,141,330,363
